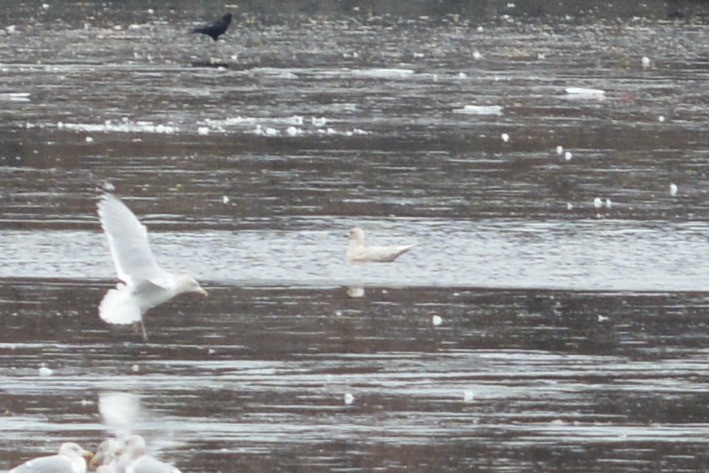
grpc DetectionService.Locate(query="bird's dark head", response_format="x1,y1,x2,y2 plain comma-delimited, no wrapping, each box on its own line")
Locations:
223,13,233,24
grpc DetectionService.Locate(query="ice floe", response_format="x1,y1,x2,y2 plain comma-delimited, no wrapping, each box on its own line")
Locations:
564,87,606,100
454,105,503,116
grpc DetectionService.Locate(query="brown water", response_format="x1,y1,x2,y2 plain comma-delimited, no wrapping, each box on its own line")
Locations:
1,5,708,473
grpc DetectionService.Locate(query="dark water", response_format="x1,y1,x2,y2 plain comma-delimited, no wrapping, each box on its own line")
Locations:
1,2,708,472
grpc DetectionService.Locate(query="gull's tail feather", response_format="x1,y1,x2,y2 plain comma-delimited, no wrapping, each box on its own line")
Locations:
99,286,142,325
392,245,415,260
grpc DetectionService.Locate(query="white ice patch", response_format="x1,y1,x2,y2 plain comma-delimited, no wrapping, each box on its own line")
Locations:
349,68,415,79
564,87,606,100
60,120,178,134
0,92,30,102
454,105,503,116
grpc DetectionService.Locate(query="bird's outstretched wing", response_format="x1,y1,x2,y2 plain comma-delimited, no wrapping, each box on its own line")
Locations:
98,194,169,288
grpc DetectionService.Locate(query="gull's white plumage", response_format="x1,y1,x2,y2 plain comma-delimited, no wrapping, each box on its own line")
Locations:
346,227,414,263
114,436,181,473
9,442,92,473
91,438,121,469
97,194,207,337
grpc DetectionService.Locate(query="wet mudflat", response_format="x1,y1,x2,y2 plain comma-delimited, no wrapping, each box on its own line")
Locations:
0,3,708,473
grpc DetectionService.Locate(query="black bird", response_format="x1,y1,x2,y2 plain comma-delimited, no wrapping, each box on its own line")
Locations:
192,13,233,41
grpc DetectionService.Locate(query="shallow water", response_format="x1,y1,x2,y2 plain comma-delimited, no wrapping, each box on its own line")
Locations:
0,4,708,473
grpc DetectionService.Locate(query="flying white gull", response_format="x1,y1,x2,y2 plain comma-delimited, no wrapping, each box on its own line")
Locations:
346,227,414,263
9,442,93,473
98,193,208,340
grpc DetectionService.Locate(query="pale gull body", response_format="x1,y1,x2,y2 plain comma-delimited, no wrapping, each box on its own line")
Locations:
90,438,121,469
9,443,92,473
114,435,181,473
98,193,208,340
347,227,414,263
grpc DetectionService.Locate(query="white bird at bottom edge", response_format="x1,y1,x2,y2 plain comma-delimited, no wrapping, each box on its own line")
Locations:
9,442,93,473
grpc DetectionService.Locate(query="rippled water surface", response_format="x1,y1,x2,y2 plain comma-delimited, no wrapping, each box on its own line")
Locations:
1,3,708,472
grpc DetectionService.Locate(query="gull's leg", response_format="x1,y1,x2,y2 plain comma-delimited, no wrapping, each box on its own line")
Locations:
139,321,148,342
132,321,148,342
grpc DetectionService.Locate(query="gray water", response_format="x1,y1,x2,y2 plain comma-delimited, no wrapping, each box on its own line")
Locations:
1,3,708,472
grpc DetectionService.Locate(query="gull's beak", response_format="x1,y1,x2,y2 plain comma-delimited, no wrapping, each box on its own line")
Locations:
83,450,95,463
196,286,209,297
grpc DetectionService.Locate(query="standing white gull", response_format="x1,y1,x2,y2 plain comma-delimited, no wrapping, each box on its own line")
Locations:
9,442,93,473
90,438,121,470
98,193,208,340
346,227,414,263
113,435,181,473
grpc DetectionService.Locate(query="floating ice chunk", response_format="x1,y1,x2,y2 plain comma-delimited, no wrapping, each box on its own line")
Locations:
501,132,510,143
472,50,483,60
564,151,573,161
311,117,327,127
347,286,365,298
222,195,230,204
593,197,603,209
42,3,50,9
455,105,503,116
85,136,94,143
566,202,574,210
0,92,31,102
61,120,177,134
658,115,665,122
605,198,612,209
113,25,123,31
39,363,53,377
463,390,474,402
670,183,678,197
641,56,651,69
565,87,606,99
344,393,355,405
197,126,210,136
476,26,484,32
286,126,301,137
432,315,443,326
351,68,415,79
597,314,609,322
131,364,140,372
6,25,17,34
457,72,467,79
556,145,564,155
